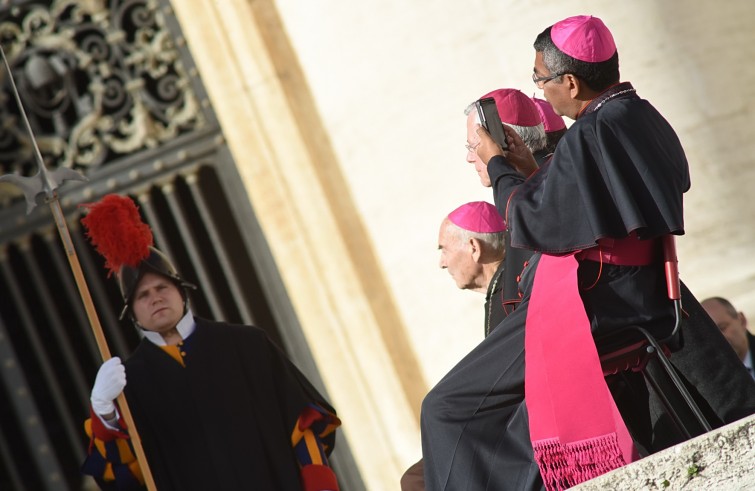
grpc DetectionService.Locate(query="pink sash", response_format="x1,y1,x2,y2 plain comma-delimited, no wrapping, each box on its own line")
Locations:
525,253,638,490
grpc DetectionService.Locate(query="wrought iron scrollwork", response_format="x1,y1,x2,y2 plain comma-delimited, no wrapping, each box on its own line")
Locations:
0,0,205,186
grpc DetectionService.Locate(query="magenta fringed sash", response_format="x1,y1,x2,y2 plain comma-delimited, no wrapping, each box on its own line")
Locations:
525,253,637,490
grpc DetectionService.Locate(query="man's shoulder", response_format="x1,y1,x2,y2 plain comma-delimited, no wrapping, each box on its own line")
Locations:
563,98,663,147
600,95,657,117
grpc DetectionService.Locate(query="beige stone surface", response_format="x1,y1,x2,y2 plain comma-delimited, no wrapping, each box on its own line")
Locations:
170,2,422,489
573,415,755,490
272,2,755,482
170,0,755,488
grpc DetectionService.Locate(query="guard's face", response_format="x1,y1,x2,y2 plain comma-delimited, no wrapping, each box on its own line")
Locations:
466,112,492,187
131,272,184,333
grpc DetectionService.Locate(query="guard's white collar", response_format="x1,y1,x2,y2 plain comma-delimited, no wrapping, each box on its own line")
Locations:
141,309,196,346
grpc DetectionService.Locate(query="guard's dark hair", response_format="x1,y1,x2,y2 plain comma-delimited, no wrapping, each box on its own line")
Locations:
533,26,620,93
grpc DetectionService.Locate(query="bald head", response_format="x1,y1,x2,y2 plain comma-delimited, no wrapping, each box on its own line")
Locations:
701,297,750,362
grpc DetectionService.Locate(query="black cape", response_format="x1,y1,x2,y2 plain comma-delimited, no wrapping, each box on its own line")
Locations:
486,84,755,451
122,318,335,491
422,84,755,491
489,84,690,253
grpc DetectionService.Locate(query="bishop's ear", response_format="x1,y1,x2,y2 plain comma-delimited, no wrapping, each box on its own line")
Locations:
566,74,593,102
469,237,483,263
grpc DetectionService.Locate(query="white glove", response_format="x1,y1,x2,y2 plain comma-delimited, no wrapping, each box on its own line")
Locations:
90,357,126,416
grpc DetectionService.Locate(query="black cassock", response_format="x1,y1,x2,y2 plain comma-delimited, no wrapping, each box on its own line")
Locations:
122,319,335,490
421,83,755,491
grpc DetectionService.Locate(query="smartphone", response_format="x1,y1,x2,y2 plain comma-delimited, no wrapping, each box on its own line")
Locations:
475,97,509,150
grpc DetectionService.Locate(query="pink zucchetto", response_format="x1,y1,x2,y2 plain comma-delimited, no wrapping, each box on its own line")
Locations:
447,201,506,234
480,89,541,127
531,97,566,133
550,15,616,63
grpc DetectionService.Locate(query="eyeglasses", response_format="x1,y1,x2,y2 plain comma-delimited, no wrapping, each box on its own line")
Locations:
465,142,480,153
532,71,563,88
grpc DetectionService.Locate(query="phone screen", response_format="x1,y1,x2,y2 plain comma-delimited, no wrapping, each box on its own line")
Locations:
475,97,509,150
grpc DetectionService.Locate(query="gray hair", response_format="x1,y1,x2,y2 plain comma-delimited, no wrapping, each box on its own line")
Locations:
447,220,505,258
464,102,547,153
533,26,620,93
507,122,546,153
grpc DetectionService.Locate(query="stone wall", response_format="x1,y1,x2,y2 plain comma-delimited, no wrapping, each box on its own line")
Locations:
170,0,755,488
574,415,755,490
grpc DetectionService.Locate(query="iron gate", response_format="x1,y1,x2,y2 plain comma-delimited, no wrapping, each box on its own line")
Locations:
0,1,359,489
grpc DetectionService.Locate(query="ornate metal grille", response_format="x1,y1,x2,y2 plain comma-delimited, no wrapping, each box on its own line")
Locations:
0,1,360,489
0,0,206,183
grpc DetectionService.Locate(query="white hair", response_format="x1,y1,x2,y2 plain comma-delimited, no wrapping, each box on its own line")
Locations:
447,220,505,258
507,122,547,153
464,102,547,153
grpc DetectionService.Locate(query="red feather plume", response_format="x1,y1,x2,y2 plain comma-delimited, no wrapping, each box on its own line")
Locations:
80,194,154,276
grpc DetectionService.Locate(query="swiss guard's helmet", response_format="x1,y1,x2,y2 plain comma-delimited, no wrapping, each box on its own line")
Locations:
80,194,196,322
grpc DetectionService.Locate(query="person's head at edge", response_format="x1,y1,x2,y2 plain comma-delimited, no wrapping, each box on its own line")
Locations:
438,201,505,293
464,89,546,186
532,15,620,120
701,297,751,362
531,96,567,154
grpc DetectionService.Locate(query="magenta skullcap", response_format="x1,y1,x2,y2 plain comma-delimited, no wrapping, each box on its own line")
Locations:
447,201,506,233
531,97,566,133
480,88,541,127
551,15,616,62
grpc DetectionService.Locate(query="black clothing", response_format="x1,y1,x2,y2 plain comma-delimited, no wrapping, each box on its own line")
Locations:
421,83,752,491
647,286,755,449
489,83,690,253
485,232,535,337
484,260,506,337
422,255,543,491
490,83,755,453
122,318,334,491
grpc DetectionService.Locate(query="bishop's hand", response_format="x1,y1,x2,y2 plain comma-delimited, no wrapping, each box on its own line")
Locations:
476,125,539,178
